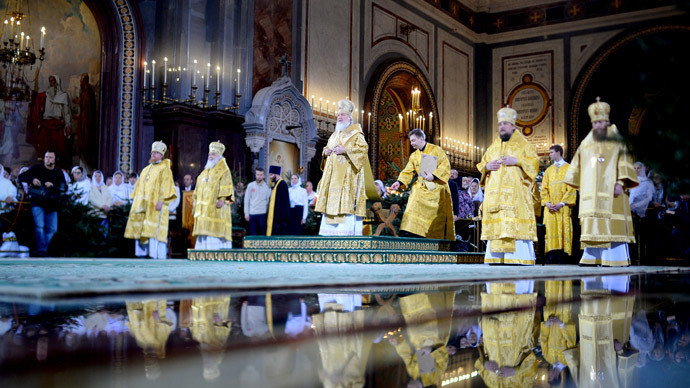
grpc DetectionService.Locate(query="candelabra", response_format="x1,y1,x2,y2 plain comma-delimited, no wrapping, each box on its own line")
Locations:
1,5,47,96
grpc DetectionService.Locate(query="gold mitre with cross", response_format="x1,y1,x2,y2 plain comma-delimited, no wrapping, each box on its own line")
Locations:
151,140,167,155
337,99,356,116
497,105,518,125
209,141,225,155
588,97,610,122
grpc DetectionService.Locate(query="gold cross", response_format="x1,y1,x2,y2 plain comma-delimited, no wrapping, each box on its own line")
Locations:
611,0,623,9
493,18,504,29
568,5,582,17
529,11,542,23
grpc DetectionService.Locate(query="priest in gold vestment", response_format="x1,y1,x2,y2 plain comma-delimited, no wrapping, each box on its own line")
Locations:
542,145,577,264
475,281,539,388
315,99,378,236
189,296,232,381
125,141,178,259
564,98,638,266
126,299,175,380
389,129,455,240
192,141,234,249
477,107,539,264
390,292,455,387
540,280,577,383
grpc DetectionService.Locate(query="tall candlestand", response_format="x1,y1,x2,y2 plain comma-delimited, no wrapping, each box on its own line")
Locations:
162,82,168,103
190,85,198,105
142,86,147,106
214,90,221,110
203,86,210,108
150,85,156,104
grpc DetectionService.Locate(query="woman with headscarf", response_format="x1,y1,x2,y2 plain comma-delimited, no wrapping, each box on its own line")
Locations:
108,170,130,207
0,164,18,214
288,174,308,235
374,180,387,199
88,170,112,218
68,166,91,205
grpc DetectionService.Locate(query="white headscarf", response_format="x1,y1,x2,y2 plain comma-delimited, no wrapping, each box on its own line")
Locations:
0,164,18,207
374,180,387,199
91,170,105,188
468,178,483,202
108,170,130,203
69,166,91,205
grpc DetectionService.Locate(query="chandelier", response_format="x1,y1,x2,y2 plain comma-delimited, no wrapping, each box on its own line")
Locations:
1,0,46,97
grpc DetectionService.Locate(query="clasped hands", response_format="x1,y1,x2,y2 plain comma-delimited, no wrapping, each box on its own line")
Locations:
486,156,518,171
546,202,564,213
324,145,345,156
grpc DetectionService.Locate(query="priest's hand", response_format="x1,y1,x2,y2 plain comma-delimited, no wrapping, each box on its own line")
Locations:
324,147,332,156
156,201,163,211
613,183,623,198
501,155,518,166
216,199,224,208
390,181,401,191
423,171,434,181
484,360,499,373
486,160,501,171
333,145,345,155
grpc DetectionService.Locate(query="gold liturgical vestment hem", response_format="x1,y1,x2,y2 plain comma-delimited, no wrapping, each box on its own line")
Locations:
192,158,234,241
126,299,173,359
542,163,577,254
477,131,539,252
125,159,177,243
564,125,638,249
315,124,379,224
397,143,455,240
540,280,576,366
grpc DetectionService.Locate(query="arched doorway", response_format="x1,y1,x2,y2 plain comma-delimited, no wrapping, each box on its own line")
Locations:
569,24,690,163
365,61,439,180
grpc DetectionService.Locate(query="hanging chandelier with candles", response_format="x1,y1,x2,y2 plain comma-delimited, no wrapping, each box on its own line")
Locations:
1,0,46,98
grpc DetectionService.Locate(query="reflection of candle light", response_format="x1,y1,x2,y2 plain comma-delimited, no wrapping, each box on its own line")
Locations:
368,112,372,132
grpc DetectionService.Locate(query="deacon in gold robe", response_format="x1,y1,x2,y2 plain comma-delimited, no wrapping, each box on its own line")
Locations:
389,129,455,240
475,281,539,388
189,296,231,381
564,276,637,388
389,291,455,387
540,280,577,383
563,98,638,266
542,145,577,264
477,106,539,264
315,99,378,236
192,141,234,249
125,141,177,259
126,299,175,380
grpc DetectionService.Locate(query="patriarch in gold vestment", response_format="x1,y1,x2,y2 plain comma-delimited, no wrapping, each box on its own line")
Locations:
125,141,177,259
477,106,539,264
192,141,234,249
542,145,577,261
390,129,455,240
475,281,539,388
564,98,638,266
315,99,378,236
190,296,231,381
126,299,174,380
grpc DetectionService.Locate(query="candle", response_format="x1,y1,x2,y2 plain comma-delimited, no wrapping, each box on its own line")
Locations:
19,32,24,50
40,26,45,49
15,20,19,37
368,112,372,132
163,57,168,84
3,20,7,42
319,98,322,115
326,100,329,117
206,63,211,89
429,112,433,133
9,17,14,39
398,114,403,133
216,66,221,92
143,61,148,88
361,110,364,125
236,69,241,93
151,60,156,88
192,59,197,87
25,35,29,50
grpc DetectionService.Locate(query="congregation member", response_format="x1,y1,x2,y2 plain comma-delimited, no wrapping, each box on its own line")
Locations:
105,176,113,187
124,141,177,259
468,178,483,203
109,171,130,207
564,97,638,266
88,170,112,218
127,172,138,191
315,98,378,236
68,166,90,205
266,165,290,236
19,150,67,257
374,179,387,199
477,106,539,265
305,180,317,207
0,164,18,214
182,174,195,191
390,128,455,240
629,161,654,218
244,168,271,235
288,174,308,235
192,141,234,249
541,145,577,264
457,177,474,219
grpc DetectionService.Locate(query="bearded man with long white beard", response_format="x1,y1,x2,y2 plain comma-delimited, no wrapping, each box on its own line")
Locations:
315,99,378,236
192,141,235,249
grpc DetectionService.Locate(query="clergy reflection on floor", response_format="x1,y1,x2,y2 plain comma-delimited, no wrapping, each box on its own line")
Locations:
2,274,690,387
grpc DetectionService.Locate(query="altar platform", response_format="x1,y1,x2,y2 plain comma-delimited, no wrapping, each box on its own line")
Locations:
187,235,484,264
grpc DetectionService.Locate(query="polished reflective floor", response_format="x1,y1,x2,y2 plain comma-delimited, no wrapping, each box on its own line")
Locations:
1,272,689,387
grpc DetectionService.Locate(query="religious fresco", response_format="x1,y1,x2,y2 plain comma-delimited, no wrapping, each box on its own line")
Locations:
376,89,408,181
0,0,101,173
268,139,299,180
252,0,292,96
